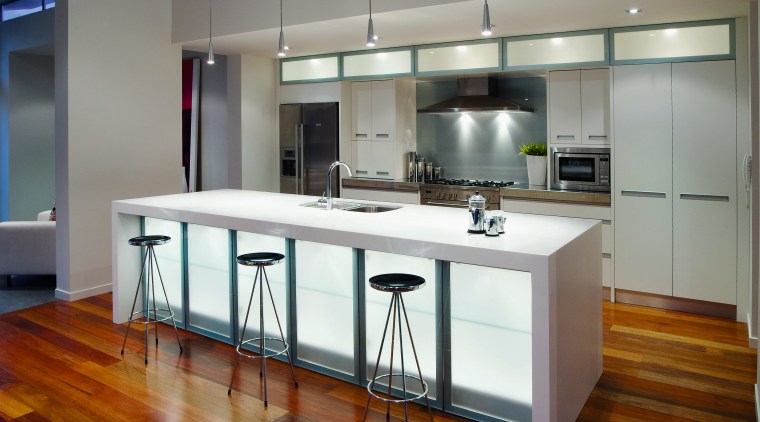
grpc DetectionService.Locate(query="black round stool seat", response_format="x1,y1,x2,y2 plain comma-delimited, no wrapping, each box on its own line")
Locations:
129,235,171,247
237,252,285,267
369,273,425,293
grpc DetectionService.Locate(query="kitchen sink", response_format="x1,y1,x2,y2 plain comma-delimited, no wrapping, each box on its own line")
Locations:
300,201,400,213
344,205,399,213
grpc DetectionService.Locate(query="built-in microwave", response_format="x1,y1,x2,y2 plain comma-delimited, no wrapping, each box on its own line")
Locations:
551,147,610,192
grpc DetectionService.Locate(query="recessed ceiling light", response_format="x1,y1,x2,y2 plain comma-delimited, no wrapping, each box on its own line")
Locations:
626,8,642,15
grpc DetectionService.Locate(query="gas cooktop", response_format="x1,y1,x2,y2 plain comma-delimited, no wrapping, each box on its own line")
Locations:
424,179,515,188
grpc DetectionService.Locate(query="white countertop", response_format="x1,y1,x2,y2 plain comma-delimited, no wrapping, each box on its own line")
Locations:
113,189,599,271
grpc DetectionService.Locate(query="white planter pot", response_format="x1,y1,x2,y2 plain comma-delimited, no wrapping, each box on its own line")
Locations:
526,155,547,187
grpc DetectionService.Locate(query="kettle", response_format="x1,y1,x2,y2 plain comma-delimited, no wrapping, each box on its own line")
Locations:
467,191,486,234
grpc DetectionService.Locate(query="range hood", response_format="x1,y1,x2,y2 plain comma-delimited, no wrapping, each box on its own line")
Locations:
417,76,534,114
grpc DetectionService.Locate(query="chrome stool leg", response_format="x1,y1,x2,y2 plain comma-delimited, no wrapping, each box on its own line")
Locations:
364,291,433,422
121,241,183,364
228,259,298,407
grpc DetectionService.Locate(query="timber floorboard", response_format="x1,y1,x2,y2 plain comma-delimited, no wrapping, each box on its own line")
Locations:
0,294,755,421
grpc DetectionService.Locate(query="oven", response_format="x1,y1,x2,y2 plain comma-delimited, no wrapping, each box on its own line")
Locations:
420,179,511,210
551,147,610,192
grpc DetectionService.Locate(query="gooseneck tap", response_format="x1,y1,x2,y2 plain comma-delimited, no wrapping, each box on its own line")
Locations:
325,161,352,209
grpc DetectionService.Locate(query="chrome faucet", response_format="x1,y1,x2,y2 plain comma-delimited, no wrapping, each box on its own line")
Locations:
325,161,352,209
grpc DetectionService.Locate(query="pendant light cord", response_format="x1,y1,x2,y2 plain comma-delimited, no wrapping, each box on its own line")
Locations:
369,0,372,18
280,0,283,30
208,0,212,40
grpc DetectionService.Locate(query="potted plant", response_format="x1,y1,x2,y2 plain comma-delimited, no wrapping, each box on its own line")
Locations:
518,143,548,187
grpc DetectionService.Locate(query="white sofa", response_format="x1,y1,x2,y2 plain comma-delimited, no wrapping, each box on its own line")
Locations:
0,211,56,287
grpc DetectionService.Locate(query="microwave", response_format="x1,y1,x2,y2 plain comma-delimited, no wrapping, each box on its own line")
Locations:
551,147,610,192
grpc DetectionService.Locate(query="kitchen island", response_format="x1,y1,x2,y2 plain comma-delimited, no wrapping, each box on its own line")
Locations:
111,189,602,422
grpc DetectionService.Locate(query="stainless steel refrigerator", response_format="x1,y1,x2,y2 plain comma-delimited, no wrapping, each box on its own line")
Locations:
279,102,339,196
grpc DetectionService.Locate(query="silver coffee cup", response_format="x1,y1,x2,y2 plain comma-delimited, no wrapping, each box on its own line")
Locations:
485,215,500,236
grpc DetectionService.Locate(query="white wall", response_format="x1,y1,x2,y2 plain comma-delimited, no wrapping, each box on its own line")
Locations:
55,0,181,300
239,55,277,192
8,53,55,221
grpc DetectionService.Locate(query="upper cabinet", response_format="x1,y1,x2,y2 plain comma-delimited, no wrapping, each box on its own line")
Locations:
350,79,416,180
548,68,610,146
415,40,501,76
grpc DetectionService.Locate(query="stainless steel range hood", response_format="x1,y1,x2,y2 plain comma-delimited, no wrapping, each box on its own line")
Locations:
417,76,534,114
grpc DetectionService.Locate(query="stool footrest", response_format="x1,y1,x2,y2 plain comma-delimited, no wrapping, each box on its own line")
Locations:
236,337,290,360
367,373,429,403
128,308,176,325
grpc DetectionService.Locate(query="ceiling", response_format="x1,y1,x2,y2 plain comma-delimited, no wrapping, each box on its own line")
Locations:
174,0,750,59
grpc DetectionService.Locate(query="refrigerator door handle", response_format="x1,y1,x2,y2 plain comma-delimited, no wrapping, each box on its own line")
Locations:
297,124,305,194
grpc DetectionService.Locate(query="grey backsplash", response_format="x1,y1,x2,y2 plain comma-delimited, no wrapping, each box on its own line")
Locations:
416,76,547,183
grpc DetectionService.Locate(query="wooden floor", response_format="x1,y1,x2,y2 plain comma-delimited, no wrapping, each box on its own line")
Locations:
0,294,755,421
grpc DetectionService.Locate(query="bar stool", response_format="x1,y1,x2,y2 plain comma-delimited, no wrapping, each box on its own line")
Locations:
228,252,298,406
363,273,433,422
120,235,183,364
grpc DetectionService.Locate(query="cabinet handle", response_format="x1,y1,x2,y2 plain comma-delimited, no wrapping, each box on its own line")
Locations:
556,135,575,141
679,193,729,202
588,135,608,141
376,171,390,176
356,170,369,175
621,190,666,198
355,133,368,137
376,133,390,138
602,253,612,259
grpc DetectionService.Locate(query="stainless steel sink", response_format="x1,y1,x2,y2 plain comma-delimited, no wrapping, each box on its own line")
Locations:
300,201,400,213
344,205,400,213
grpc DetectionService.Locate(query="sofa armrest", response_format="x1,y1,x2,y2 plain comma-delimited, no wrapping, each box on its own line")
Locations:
0,221,56,275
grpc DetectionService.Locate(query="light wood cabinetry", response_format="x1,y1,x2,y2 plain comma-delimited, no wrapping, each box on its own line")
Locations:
548,68,610,146
613,61,737,305
350,79,415,179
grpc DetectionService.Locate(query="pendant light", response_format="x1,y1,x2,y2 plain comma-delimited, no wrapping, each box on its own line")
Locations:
277,0,287,57
481,0,492,37
366,0,376,47
207,0,215,64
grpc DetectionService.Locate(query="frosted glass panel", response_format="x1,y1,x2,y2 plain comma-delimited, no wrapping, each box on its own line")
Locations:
450,262,532,421
365,251,437,399
187,224,230,339
282,56,339,82
143,218,183,325
507,33,605,67
614,24,731,61
236,232,289,352
295,240,354,374
343,50,412,77
417,42,499,73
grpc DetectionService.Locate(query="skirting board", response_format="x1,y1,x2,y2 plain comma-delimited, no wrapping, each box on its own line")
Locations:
615,289,736,320
748,312,758,349
55,282,112,302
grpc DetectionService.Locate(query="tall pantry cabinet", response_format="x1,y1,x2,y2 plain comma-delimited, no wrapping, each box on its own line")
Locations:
613,61,737,305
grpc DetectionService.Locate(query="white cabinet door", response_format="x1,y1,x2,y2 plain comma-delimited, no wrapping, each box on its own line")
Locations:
613,63,673,296
351,81,372,140
672,60,737,304
580,68,610,145
370,80,395,142
548,70,582,144
613,64,673,193
351,140,373,178
371,141,394,179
